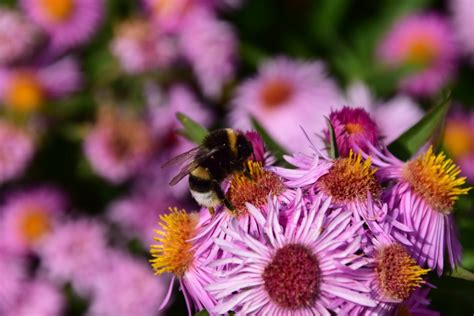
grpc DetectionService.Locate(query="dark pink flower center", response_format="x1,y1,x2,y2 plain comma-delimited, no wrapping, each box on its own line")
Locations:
262,244,320,309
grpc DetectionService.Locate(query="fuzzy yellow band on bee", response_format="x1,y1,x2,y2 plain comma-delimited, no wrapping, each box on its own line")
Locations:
226,128,238,155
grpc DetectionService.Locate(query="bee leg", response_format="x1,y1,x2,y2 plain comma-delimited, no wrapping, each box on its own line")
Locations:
212,181,235,212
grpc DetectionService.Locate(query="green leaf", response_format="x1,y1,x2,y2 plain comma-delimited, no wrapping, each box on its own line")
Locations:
388,91,451,161
325,117,339,159
250,116,288,163
176,112,209,145
449,266,474,281
195,310,210,316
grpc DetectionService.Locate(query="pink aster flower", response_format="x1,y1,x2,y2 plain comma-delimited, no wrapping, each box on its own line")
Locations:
5,279,64,316
377,12,458,97
0,57,82,113
0,186,65,255
0,251,26,314
344,81,423,143
206,195,376,314
451,0,474,62
179,8,237,98
368,145,469,274
0,120,35,184
324,107,381,157
84,106,154,184
0,9,42,65
110,18,177,74
20,0,104,53
230,57,344,153
443,108,474,182
37,218,110,296
88,251,167,316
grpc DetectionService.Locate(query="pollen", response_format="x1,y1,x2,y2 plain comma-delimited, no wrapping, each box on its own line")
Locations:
18,208,51,244
403,147,471,214
5,73,44,113
40,0,74,22
318,151,382,203
149,208,199,278
263,244,320,309
227,161,284,217
376,243,429,301
260,78,294,108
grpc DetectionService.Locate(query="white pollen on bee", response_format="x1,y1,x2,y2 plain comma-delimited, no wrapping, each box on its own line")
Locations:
190,189,221,208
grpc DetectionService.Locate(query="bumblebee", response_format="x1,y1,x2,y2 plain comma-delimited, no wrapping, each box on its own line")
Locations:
162,128,253,212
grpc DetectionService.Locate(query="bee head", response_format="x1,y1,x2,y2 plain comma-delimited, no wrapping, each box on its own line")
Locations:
236,134,253,162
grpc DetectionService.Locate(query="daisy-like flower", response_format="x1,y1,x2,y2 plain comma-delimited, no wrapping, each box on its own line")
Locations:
231,57,344,153
344,81,423,143
0,120,35,184
0,187,65,254
377,12,458,97
110,18,177,74
443,108,474,182
88,251,167,316
451,0,474,62
37,218,110,296
179,8,237,98
84,106,154,184
0,9,42,65
5,279,64,316
324,107,380,157
0,57,82,114
369,145,470,274
20,0,104,53
149,207,217,314
207,195,376,315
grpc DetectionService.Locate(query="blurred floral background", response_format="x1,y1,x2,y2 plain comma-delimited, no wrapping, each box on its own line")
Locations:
0,0,474,315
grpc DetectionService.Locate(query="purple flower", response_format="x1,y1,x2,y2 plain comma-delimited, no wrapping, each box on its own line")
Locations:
0,186,65,255
377,13,458,97
20,0,104,53
0,9,42,65
0,120,35,184
324,107,380,157
179,8,237,98
0,57,82,113
110,18,177,74
84,106,154,184
395,287,439,316
451,0,474,63
230,57,344,153
369,145,470,274
0,251,27,314
206,195,376,314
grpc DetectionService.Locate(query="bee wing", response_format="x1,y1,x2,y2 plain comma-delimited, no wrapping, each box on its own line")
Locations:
168,147,221,186
161,146,203,169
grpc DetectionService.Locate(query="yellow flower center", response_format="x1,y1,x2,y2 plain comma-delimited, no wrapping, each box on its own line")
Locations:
345,122,364,135
227,161,284,217
405,36,438,68
318,151,381,203
150,208,198,278
260,79,294,109
40,0,75,23
403,147,471,214
443,122,473,158
376,244,429,301
18,208,51,244
5,73,44,113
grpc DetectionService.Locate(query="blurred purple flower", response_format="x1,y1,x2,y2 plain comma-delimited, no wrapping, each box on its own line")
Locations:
450,0,474,63
0,57,82,113
344,81,423,143
5,279,64,316
0,186,65,255
88,251,167,316
377,13,458,97
395,287,439,316
179,8,237,98
231,57,344,153
20,0,104,53
0,251,27,314
0,120,35,184
206,195,376,314
84,106,154,184
111,18,177,74
0,8,42,65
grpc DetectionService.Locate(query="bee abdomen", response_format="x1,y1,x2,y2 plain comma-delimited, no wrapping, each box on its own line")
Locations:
189,174,221,208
